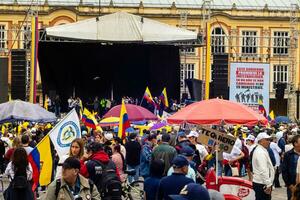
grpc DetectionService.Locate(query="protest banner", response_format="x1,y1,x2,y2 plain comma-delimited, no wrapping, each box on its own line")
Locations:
229,62,270,114
196,126,236,153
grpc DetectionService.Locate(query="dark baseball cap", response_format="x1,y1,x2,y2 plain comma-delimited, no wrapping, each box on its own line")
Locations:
85,142,103,153
177,131,186,138
169,183,210,200
162,133,170,142
62,157,81,170
129,132,137,139
148,134,157,141
180,146,194,157
172,155,189,168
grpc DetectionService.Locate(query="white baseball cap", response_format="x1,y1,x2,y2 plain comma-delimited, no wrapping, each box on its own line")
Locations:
291,128,298,133
256,132,271,141
81,130,87,136
241,127,250,133
246,134,256,141
104,132,114,141
279,126,285,131
187,131,199,138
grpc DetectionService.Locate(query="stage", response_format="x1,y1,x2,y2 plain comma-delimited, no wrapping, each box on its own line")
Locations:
38,12,199,109
38,42,180,108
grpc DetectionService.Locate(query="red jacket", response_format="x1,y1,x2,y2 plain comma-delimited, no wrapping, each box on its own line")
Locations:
80,151,120,180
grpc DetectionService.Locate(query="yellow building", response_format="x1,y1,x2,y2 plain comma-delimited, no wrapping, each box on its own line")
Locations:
0,0,299,118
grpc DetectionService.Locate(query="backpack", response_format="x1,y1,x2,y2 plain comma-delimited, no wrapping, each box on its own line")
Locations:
4,176,34,200
249,146,258,172
11,176,28,189
87,159,122,200
55,178,94,198
241,140,250,164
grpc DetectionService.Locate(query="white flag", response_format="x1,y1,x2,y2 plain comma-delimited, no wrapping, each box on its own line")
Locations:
49,109,81,158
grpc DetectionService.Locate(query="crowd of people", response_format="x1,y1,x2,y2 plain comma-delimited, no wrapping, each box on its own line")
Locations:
1,109,300,200
46,95,184,119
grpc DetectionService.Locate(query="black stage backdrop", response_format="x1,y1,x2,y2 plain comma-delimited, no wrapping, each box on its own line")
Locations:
38,42,180,110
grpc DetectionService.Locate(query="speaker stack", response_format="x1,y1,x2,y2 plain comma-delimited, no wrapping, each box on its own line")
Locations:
11,50,26,100
275,82,286,100
0,57,8,103
210,54,229,99
185,79,203,101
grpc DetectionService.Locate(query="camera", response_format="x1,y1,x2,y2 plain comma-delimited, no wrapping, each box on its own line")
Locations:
74,194,83,200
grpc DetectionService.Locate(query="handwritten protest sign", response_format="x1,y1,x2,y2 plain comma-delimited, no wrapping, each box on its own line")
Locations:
196,126,236,153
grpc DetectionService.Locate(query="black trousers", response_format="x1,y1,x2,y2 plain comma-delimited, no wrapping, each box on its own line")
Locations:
253,182,271,200
273,167,281,187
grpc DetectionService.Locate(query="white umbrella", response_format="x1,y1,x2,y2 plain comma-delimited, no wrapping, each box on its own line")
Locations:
0,100,56,123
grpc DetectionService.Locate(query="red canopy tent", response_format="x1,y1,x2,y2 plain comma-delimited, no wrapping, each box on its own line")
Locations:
167,98,268,126
103,104,158,121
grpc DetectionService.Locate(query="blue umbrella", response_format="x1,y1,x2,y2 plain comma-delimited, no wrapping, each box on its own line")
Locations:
0,100,57,123
113,126,135,133
131,120,147,125
275,116,291,124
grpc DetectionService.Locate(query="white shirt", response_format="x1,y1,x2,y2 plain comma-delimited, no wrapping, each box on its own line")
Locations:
195,144,208,162
1,137,12,148
234,138,242,150
23,146,33,155
247,144,257,155
5,161,33,181
270,142,282,167
223,146,242,161
120,144,126,159
47,98,52,106
55,154,69,179
276,131,283,141
297,157,300,174
285,144,294,152
67,98,73,108
252,144,275,187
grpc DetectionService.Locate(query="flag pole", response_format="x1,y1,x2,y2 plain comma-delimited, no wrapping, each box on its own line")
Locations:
205,22,211,100
215,142,219,185
140,94,144,106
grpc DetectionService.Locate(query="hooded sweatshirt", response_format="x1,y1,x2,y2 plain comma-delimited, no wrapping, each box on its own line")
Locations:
80,151,120,179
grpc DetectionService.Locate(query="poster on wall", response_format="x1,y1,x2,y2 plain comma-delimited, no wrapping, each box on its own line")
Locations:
229,62,269,114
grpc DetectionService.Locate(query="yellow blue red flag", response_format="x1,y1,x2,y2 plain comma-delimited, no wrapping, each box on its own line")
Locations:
82,108,98,129
28,135,53,190
159,87,169,107
118,100,130,140
258,99,267,118
143,87,155,105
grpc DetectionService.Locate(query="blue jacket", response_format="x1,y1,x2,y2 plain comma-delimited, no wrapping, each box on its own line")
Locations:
278,137,286,153
158,173,194,200
140,142,152,177
267,147,276,166
282,148,299,187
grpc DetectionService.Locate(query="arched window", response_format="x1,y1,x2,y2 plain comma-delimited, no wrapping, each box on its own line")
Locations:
211,27,226,54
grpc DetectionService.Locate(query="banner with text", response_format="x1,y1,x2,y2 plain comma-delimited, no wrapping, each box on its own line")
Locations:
229,62,269,114
196,126,236,153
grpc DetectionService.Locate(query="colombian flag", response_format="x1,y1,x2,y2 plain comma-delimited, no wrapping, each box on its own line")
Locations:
258,99,267,118
143,87,155,105
159,87,169,108
82,108,98,129
28,135,53,191
118,100,130,140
